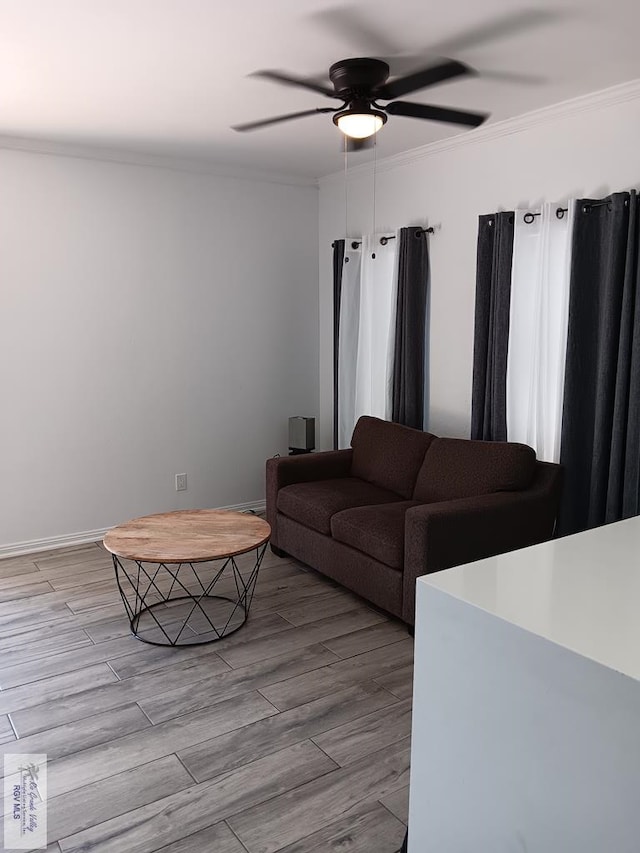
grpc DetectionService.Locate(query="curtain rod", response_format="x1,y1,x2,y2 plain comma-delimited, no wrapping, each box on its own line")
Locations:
523,197,633,223
582,197,630,213
332,227,434,249
523,206,568,224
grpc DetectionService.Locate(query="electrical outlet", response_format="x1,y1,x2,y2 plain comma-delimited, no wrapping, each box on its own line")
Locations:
175,473,187,491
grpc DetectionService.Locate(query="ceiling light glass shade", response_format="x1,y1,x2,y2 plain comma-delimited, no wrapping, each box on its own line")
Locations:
333,109,386,139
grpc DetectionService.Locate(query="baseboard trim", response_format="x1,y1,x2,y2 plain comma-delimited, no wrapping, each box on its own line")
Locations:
0,500,267,559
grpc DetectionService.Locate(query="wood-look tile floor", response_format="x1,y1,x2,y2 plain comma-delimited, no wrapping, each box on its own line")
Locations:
0,540,413,853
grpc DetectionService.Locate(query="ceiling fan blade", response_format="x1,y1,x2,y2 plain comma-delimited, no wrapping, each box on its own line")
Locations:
429,9,559,54
232,108,336,132
386,101,488,127
250,70,337,98
376,59,474,100
310,5,401,56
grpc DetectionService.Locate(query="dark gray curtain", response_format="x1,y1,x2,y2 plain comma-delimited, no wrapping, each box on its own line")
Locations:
471,212,515,441
392,228,430,429
559,191,640,536
332,240,345,449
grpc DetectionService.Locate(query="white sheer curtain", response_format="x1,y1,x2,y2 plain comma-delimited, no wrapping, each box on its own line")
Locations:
354,234,399,425
337,234,399,448
337,243,362,448
506,203,574,462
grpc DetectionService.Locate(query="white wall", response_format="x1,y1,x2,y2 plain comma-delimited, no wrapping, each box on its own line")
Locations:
0,148,319,550
318,81,640,449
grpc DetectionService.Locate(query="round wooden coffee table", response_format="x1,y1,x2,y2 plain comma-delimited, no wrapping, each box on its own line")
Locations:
103,509,271,646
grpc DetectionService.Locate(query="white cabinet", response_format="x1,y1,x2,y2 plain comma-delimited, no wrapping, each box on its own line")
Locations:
408,516,640,852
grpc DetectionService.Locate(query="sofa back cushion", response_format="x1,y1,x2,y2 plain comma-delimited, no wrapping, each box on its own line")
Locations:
350,416,436,499
413,437,536,503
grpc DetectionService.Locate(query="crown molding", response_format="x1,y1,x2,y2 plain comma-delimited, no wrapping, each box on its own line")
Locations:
0,134,318,188
319,77,640,185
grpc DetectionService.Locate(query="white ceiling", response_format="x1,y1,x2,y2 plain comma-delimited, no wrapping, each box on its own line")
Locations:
2,0,640,179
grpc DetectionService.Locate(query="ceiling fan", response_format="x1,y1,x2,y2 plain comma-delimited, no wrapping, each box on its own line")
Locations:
232,56,488,148
232,6,560,149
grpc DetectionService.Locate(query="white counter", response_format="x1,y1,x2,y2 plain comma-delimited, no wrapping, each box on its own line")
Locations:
408,516,640,852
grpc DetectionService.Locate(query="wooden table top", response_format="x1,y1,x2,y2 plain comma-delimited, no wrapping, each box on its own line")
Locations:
103,509,271,563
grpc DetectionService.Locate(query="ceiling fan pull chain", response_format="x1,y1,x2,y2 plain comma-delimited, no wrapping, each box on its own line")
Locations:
344,133,349,240
371,132,377,258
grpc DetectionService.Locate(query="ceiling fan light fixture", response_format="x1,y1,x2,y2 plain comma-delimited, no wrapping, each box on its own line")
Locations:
333,107,386,139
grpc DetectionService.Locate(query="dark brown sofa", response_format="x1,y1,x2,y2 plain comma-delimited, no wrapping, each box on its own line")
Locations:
266,416,563,625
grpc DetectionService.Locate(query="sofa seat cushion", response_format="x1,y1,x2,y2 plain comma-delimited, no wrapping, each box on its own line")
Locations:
350,416,436,499
277,478,404,536
331,501,421,570
413,437,537,503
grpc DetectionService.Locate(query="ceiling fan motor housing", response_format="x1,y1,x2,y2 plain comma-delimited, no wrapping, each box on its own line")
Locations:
329,58,390,99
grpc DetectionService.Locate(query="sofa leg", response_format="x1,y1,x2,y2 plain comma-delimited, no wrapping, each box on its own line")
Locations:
270,545,288,558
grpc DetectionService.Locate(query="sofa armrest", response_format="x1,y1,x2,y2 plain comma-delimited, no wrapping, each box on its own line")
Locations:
402,463,562,624
265,449,353,548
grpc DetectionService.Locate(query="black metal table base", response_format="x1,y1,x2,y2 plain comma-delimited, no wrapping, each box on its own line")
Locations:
111,545,267,646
